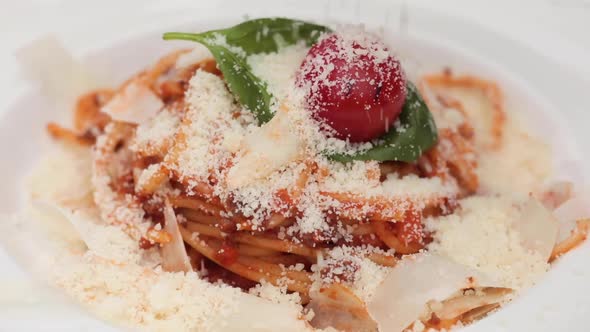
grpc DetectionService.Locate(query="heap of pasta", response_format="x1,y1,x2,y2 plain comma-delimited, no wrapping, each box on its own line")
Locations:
47,42,589,332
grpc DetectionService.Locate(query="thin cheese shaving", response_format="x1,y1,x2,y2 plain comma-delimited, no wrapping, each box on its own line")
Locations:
368,253,498,332
102,81,163,125
226,108,304,188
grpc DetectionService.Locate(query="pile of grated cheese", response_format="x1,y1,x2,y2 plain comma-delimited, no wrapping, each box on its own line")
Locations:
53,253,308,331
477,114,552,196
25,154,308,331
425,196,550,289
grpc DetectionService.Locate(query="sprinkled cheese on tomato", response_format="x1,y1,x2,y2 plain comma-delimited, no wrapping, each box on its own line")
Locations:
296,31,407,142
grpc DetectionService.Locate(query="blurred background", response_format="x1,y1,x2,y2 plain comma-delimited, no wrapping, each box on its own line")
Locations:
1,0,590,75
1,0,589,95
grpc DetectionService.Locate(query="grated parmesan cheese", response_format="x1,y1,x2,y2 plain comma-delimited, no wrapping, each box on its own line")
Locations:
205,33,247,58
477,115,552,195
311,245,393,303
319,160,456,200
135,163,164,193
131,109,180,154
426,196,550,289
249,280,302,306
28,143,93,206
248,42,309,103
170,70,248,183
351,258,391,303
53,254,239,331
54,255,310,332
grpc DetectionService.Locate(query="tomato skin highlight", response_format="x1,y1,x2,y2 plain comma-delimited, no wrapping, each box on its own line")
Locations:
296,33,407,142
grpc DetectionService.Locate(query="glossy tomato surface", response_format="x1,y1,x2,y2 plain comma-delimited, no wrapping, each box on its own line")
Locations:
297,33,407,142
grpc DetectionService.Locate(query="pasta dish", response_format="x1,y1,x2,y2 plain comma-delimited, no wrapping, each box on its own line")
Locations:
24,18,589,332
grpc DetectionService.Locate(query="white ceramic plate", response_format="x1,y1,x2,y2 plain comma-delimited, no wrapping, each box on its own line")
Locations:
0,1,588,331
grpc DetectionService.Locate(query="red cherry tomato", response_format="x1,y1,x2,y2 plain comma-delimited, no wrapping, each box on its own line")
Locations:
296,33,407,142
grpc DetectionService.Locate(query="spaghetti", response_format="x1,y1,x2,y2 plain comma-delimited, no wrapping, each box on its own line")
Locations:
43,23,589,332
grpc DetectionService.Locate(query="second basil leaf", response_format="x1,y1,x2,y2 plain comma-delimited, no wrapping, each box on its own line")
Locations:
328,82,438,163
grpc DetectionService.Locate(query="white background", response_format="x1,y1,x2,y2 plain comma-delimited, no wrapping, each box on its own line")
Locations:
0,0,588,330
1,0,590,82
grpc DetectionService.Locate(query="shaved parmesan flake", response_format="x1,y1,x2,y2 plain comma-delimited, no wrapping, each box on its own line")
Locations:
308,283,377,332
175,45,213,69
553,195,590,242
512,198,558,261
537,181,573,209
27,201,86,251
433,287,510,321
161,200,191,272
40,202,153,264
226,108,304,188
367,254,497,332
102,81,163,124
16,36,99,109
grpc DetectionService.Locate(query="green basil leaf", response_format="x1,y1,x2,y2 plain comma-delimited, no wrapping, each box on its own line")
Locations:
195,17,331,54
328,81,438,163
171,36,275,123
163,18,331,124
